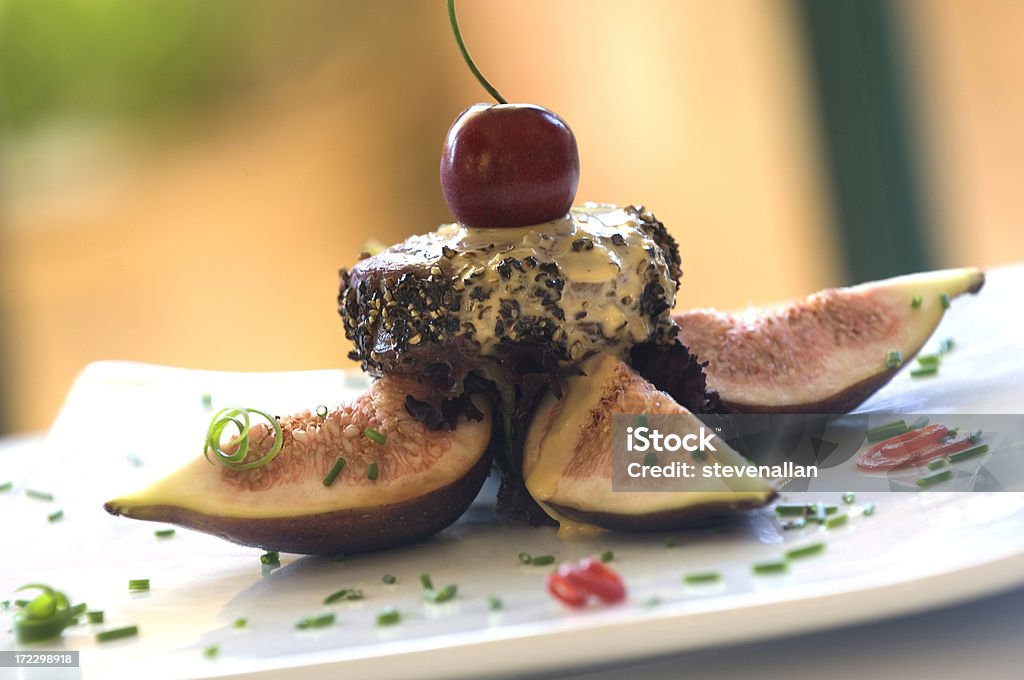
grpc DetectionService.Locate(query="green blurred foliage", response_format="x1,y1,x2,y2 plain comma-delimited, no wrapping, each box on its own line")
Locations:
0,0,250,136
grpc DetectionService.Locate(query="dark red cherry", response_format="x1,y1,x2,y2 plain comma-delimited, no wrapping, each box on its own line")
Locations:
440,103,580,228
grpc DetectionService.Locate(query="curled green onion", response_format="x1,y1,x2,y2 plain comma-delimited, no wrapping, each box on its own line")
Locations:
13,584,78,643
364,427,386,445
96,625,138,642
204,406,283,472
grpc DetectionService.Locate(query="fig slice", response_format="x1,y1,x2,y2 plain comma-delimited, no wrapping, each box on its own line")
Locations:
675,267,985,413
104,377,492,555
523,353,775,532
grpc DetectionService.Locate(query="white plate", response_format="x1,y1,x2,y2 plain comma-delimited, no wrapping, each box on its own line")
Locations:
3,265,1024,680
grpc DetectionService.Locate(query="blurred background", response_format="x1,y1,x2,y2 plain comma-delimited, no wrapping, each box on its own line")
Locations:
0,0,1021,434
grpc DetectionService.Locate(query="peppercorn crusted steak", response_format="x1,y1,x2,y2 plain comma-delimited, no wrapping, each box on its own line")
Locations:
338,205,682,384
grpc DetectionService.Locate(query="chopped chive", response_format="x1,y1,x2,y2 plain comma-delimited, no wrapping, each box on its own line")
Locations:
939,293,951,309
425,584,457,604
665,537,680,548
785,542,826,560
0,481,12,492
642,451,658,466
517,552,532,564
487,594,503,611
885,350,903,369
26,489,54,501
910,365,939,378
841,492,856,505
154,529,176,539
316,404,328,419
47,509,64,522
201,393,213,409
781,517,807,530
86,611,104,624
752,559,788,574
260,551,280,566
683,571,722,585
910,416,930,430
917,469,953,487
376,607,401,626
366,461,379,481
364,427,386,445
382,574,397,585
233,618,247,629
0,600,9,609
911,295,923,308
927,458,949,471
949,443,990,463
295,613,335,629
203,644,219,659
939,337,955,354
824,513,848,529
128,579,150,591
969,429,983,444
322,457,347,487
419,572,433,590
867,420,908,442
323,588,363,604
775,504,809,517
529,554,555,566
916,354,941,366
96,625,138,642
863,503,876,516
600,550,614,563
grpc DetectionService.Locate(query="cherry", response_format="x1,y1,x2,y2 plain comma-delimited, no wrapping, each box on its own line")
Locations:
441,104,579,228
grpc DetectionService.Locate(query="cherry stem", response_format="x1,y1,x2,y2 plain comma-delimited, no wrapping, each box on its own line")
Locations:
447,0,507,105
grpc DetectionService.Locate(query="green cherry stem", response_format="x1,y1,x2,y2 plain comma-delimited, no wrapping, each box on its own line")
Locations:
447,0,507,104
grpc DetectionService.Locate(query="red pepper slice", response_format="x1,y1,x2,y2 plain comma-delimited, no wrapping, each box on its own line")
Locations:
858,424,973,471
567,557,626,604
546,567,588,608
876,424,948,458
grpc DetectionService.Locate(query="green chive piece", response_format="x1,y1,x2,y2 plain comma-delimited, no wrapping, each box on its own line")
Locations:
0,600,9,609
752,559,788,574
201,393,213,409
487,594,503,611
781,517,807,530
367,461,379,481
824,513,848,529
969,429,983,444
910,365,939,378
233,618,247,629
425,584,457,604
785,542,826,560
775,503,809,517
917,469,953,487
642,451,658,466
949,443,990,463
295,613,335,629
635,414,649,429
47,509,64,522
86,611,104,624
323,588,363,604
26,489,54,501
376,607,401,626
323,457,347,487
916,354,941,366
939,337,955,354
260,551,280,566
128,579,150,592
866,420,908,442
863,503,876,516
910,416,930,430
841,492,856,505
665,537,680,548
517,552,532,564
600,551,614,563
683,571,722,585
529,554,555,566
96,625,138,642
911,295,923,308
316,404,328,419
364,427,386,445
939,293,951,309
203,644,219,659
886,350,903,369
927,458,949,471
154,529,176,539
419,572,433,590
0,481,12,492
382,574,397,585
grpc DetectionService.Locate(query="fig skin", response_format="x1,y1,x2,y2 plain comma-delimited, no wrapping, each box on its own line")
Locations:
523,353,776,532
104,377,493,555
675,267,985,413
